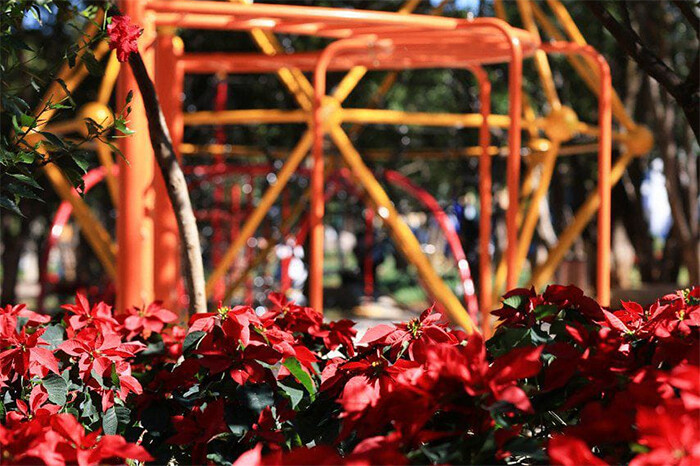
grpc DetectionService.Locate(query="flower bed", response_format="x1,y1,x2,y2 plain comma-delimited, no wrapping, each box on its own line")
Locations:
1,286,698,465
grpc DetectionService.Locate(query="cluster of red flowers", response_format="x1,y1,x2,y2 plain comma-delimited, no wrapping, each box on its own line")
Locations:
0,296,176,465
1,285,698,465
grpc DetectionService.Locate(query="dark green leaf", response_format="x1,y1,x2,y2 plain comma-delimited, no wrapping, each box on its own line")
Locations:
41,325,65,350
183,330,206,354
44,374,68,406
102,406,118,435
503,294,528,310
0,196,23,216
283,357,316,396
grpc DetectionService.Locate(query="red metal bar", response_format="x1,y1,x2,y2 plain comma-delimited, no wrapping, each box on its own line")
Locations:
310,36,383,314
280,189,292,294
363,206,375,298
472,65,493,334
211,73,228,303
541,42,612,306
383,170,479,320
505,35,523,291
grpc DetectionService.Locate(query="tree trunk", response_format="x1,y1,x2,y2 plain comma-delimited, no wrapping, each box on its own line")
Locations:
127,53,207,315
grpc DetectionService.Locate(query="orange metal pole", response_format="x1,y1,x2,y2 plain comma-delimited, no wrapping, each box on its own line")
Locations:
117,1,155,312
541,42,612,307
505,35,524,291
472,66,493,334
154,30,184,313
309,36,386,313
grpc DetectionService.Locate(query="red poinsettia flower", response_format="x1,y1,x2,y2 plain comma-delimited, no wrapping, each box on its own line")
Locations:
263,293,323,335
360,306,457,358
646,295,700,339
7,384,60,423
61,292,120,336
107,15,142,62
1,303,50,326
168,400,228,464
0,325,59,382
122,300,178,339
631,400,700,466
548,435,607,466
50,413,152,465
58,328,144,409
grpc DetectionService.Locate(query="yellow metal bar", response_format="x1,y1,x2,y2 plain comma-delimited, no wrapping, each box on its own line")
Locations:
330,124,477,333
183,109,308,126
97,50,120,105
333,66,370,104
179,142,504,159
95,141,119,207
36,41,110,129
530,150,635,289
494,0,508,21
205,131,314,295
493,141,560,297
39,149,117,279
43,120,83,135
340,108,516,129
516,0,561,110
222,189,309,302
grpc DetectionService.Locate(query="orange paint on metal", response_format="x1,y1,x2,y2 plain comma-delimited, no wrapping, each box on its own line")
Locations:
116,0,155,312
540,42,612,307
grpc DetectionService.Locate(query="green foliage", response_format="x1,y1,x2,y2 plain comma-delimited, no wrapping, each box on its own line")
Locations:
0,1,131,216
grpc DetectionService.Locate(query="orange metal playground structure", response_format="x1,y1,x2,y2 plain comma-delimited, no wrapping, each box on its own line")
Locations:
35,1,655,334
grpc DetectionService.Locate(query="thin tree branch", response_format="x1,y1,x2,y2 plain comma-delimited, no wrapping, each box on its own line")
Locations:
585,1,699,143
127,52,207,315
586,1,683,93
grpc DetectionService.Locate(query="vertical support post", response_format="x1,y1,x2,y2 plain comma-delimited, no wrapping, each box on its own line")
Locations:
595,55,612,307
473,66,493,333
280,189,292,294
539,42,612,306
117,1,155,311
364,206,375,299
309,57,328,312
505,39,524,291
212,73,228,303
153,29,184,312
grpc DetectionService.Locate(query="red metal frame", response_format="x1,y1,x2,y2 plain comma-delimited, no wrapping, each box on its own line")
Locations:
106,1,613,325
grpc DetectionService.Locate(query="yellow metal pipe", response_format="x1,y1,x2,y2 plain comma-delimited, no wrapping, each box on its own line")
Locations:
205,130,314,295
36,41,110,129
179,142,504,159
330,124,477,333
43,120,83,135
516,0,561,111
493,142,560,297
95,141,119,207
340,108,517,129
40,151,116,279
183,109,309,126
222,189,309,302
97,50,120,105
530,151,635,289
326,0,421,105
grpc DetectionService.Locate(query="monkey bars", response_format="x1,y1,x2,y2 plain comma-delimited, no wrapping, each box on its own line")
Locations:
36,1,627,336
